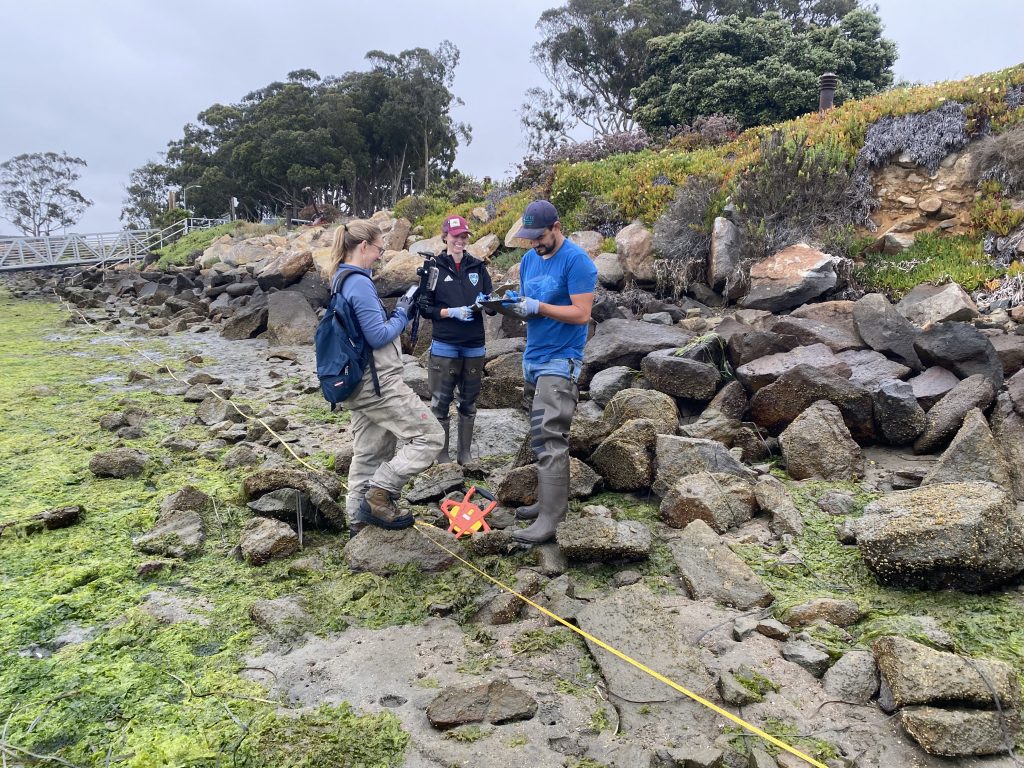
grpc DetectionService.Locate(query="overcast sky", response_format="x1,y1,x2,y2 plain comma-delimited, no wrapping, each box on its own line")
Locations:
1,0,1022,235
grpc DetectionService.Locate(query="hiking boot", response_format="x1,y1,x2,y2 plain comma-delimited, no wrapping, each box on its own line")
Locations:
357,485,414,530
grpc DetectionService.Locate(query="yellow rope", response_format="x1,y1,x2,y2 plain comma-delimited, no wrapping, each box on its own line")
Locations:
52,282,825,767
413,521,828,768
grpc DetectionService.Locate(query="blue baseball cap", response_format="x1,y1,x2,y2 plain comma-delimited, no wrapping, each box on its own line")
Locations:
514,199,559,240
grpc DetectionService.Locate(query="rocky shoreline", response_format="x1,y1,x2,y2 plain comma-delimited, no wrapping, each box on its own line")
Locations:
3,213,1024,766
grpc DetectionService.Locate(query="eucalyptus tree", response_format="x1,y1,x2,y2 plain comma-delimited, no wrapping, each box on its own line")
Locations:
0,151,92,236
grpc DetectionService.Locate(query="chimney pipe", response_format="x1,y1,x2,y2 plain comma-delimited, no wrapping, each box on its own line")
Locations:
819,72,838,113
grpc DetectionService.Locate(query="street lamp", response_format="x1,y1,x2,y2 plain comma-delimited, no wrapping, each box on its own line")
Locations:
182,184,202,215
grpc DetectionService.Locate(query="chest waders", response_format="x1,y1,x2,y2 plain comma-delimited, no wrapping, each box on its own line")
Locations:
428,354,483,465
512,373,579,544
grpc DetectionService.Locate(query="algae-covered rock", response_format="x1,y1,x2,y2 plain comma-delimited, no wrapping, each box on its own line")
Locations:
89,448,148,478
343,524,456,575
856,483,1024,590
873,635,1020,708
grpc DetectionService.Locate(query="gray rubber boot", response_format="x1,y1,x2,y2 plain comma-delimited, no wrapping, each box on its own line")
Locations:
515,501,540,521
436,417,452,463
512,477,569,544
428,353,460,463
456,415,475,465
512,374,578,545
455,357,482,466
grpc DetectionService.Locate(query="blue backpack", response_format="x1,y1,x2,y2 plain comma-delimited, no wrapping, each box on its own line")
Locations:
315,270,380,409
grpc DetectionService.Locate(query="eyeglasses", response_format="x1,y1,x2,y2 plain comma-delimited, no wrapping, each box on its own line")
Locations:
365,242,384,256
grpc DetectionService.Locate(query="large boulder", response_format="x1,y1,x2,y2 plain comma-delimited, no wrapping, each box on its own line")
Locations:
907,365,960,410
594,252,625,289
666,520,774,609
556,516,653,561
587,366,637,406
568,230,605,258
896,282,979,326
495,457,602,506
375,250,421,297
343,524,456,575
660,471,758,532
581,319,693,387
708,216,742,293
872,380,928,445
822,651,879,705
913,374,996,454
220,299,268,340
738,244,841,312
749,364,875,442
852,292,923,371
243,468,346,528
590,418,663,490
734,343,850,393
855,483,1024,590
779,400,864,480
615,221,654,283
255,248,313,291
920,408,1012,488
836,349,911,389
873,635,1019,709
652,435,754,496
913,321,1003,390
1011,368,1024,416
383,217,412,252
989,331,1024,378
265,290,317,346
89,448,148,478
991,394,1024,501
602,388,678,433
770,316,864,353
901,707,1021,757
640,348,721,400
726,328,799,369
239,517,299,566
466,233,500,261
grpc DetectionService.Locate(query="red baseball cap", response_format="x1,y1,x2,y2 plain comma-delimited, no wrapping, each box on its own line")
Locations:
442,215,471,238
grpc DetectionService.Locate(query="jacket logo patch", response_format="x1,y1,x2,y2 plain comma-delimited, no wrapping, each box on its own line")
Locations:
469,273,479,286
443,275,454,282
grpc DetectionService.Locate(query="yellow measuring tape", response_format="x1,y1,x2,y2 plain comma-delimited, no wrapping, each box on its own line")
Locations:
414,521,828,768
51,283,826,767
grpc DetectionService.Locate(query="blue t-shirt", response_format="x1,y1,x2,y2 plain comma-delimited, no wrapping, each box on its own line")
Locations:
519,238,598,365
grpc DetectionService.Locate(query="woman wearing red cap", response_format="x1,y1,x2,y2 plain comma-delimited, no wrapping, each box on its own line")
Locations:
417,214,493,464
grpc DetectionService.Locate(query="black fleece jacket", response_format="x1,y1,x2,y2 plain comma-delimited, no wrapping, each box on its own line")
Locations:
424,250,493,347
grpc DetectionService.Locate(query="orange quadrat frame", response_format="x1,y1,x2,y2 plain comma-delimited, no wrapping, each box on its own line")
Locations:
440,486,496,538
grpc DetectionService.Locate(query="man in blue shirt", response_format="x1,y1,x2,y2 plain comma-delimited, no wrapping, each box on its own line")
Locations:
507,200,598,544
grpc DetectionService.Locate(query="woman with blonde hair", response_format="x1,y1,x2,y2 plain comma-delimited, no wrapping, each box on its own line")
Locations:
328,219,444,533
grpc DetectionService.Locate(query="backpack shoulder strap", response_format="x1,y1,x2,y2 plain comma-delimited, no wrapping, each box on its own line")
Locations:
330,268,382,399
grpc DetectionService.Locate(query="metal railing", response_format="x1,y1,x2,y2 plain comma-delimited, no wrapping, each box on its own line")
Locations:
0,218,229,272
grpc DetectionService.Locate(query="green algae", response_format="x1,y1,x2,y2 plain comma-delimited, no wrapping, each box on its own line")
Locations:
733,479,1024,692
0,291,410,767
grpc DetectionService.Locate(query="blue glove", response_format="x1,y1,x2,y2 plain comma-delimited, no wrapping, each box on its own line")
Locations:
508,297,540,318
395,284,418,317
447,305,474,322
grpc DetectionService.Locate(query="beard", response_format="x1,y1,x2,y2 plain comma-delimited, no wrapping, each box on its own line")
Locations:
534,242,552,255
